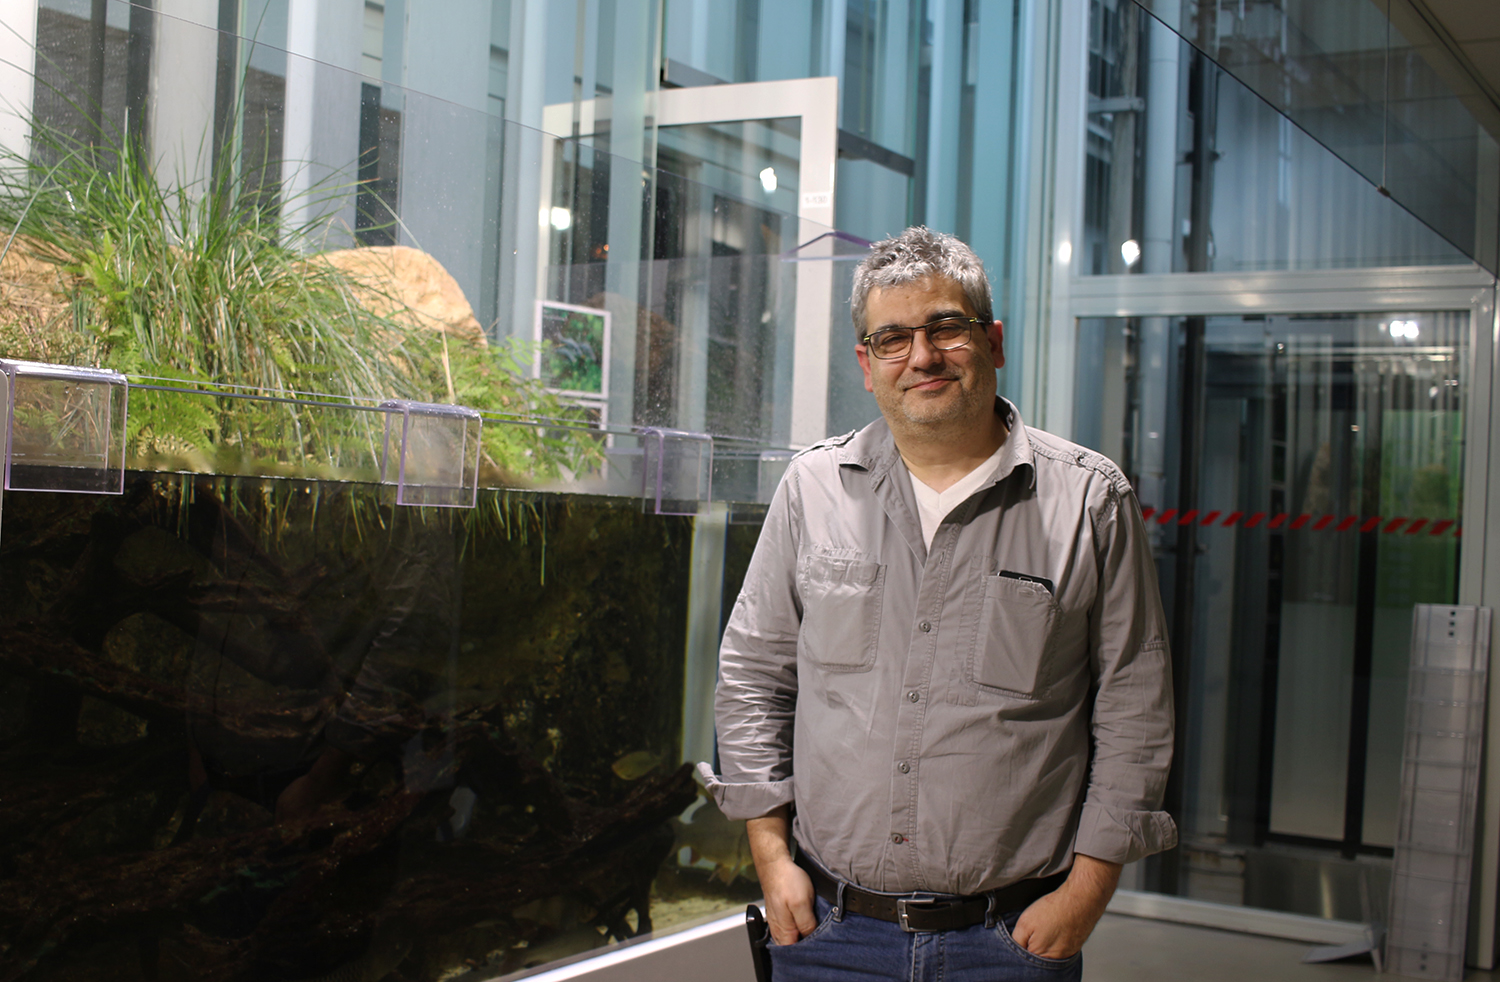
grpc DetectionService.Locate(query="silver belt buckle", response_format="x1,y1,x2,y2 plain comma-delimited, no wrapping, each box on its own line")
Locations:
895,897,939,932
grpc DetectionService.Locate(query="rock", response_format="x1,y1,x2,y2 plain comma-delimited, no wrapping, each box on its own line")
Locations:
193,790,273,838
317,246,487,344
77,695,149,746
0,671,30,741
113,527,216,590
102,612,196,685
65,789,162,856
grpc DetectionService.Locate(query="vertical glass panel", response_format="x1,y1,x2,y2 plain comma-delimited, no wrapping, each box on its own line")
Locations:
1128,0,1500,272
632,119,803,443
6,5,833,976
1084,2,1471,274
16,0,834,452
1074,310,1466,921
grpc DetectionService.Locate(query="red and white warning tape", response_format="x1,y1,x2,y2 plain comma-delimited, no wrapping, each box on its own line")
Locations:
1139,507,1460,537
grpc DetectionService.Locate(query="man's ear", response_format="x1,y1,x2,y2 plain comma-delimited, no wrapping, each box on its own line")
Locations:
987,321,1005,369
856,343,875,393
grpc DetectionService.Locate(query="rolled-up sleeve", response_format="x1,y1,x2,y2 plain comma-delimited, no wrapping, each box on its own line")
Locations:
697,468,804,821
1076,483,1178,864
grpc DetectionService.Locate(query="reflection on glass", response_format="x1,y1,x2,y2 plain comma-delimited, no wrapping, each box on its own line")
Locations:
1124,0,1498,271
0,470,766,979
1074,311,1466,922
5,3,824,978
1083,1,1472,274
21,0,830,451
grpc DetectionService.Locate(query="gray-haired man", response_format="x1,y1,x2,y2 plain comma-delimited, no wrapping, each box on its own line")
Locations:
698,227,1176,980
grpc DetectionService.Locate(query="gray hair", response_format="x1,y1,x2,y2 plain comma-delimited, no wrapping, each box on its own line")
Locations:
849,227,993,337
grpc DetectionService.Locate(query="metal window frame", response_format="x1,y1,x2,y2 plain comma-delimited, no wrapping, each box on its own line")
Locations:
541,76,840,448
1056,264,1500,963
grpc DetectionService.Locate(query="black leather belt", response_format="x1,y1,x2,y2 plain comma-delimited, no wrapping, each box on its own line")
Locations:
795,852,1067,933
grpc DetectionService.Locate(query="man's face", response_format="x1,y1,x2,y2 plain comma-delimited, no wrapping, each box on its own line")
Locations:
856,276,1004,431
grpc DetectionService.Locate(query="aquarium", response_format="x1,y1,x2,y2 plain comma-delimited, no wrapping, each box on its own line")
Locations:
0,404,774,982
0,5,861,976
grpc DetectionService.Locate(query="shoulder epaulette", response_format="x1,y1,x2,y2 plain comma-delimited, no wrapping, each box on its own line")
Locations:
1029,430,1134,499
791,429,857,460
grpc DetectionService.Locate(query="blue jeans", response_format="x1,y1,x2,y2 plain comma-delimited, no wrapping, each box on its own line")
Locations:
767,894,1083,982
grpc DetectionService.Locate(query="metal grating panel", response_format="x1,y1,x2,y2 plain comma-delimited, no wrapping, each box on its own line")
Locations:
1386,605,1491,980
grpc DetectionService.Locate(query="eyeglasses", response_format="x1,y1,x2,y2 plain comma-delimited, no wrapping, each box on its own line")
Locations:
861,317,982,360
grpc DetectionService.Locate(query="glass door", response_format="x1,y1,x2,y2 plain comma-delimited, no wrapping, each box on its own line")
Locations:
537,77,839,448
1075,311,1467,921
643,117,802,443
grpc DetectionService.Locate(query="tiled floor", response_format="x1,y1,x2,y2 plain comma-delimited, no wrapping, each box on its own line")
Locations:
1084,913,1498,981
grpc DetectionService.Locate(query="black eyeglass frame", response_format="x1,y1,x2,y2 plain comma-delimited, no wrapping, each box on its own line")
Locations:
860,316,984,360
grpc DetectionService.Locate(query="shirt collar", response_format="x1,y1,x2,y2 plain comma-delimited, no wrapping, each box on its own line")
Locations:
839,396,1037,492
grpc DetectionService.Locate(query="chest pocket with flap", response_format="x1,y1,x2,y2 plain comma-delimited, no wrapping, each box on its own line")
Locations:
966,572,1060,697
797,552,884,673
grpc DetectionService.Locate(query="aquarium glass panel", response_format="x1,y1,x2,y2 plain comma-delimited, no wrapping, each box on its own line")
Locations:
0,389,771,981
17,0,834,456
1,2,837,976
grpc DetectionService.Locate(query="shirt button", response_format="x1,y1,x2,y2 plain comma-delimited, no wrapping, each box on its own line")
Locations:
907,690,920,703
892,833,905,844
919,621,932,632
898,761,910,773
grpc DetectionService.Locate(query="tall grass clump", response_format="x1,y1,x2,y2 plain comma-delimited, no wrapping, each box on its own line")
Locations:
0,109,599,484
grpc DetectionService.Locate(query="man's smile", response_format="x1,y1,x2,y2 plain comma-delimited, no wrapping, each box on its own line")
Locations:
902,374,959,392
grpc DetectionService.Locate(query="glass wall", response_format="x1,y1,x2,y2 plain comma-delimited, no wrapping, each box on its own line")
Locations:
661,0,1039,416
1068,0,1500,949
1083,0,1471,277
0,2,840,978
1130,0,1500,274
1074,310,1468,919
23,0,831,448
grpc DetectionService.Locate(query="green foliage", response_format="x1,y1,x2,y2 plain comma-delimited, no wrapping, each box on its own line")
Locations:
0,110,600,485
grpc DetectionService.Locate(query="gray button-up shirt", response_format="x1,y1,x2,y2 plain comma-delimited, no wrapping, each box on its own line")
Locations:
698,399,1177,895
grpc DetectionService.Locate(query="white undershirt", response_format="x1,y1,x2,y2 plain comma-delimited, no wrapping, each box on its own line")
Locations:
906,441,1008,548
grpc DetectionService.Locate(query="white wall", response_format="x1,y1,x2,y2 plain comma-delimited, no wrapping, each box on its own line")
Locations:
0,0,39,164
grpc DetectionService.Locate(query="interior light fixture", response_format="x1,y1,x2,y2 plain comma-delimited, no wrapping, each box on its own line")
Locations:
759,167,778,193
1056,241,1072,265
1389,319,1420,340
550,207,572,231
1120,239,1141,267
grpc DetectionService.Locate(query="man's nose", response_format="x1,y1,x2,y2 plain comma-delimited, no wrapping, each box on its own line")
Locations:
907,329,945,369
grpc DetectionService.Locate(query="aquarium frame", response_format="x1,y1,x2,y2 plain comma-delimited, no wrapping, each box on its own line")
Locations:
0,359,128,495
379,398,484,509
639,427,713,516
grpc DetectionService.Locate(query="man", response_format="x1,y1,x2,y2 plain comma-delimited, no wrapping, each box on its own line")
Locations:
697,227,1176,980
